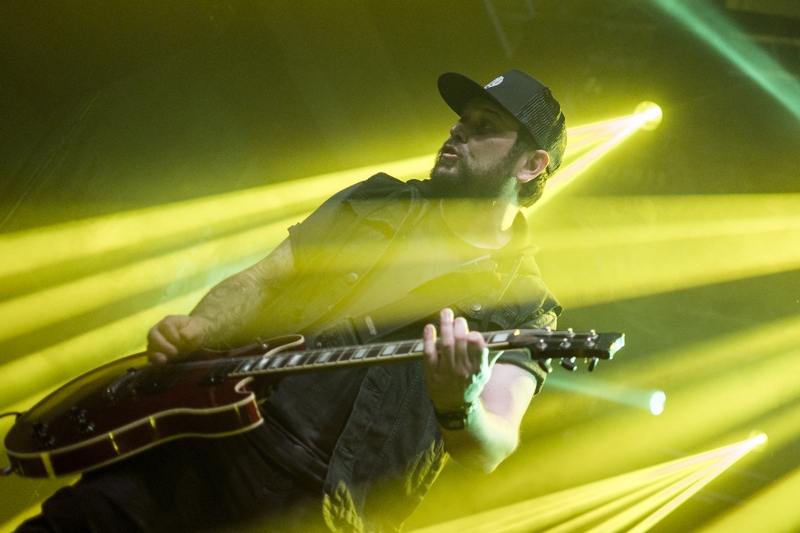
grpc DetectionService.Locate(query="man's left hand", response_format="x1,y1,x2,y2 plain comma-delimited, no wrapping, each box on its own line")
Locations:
423,308,493,411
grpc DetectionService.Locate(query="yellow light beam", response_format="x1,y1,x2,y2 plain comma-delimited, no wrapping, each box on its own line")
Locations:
533,195,800,307
530,103,662,213
0,155,433,281
606,434,766,533
408,435,763,533
0,109,651,283
642,351,798,457
694,464,800,533
470,315,800,509
503,468,696,533
535,194,800,250
0,109,657,345
565,108,659,149
544,461,725,533
557,117,637,155
0,289,207,412
540,465,711,533
409,459,713,533
0,217,299,345
593,313,800,398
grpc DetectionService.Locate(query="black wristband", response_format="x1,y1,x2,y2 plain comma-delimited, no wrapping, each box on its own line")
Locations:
435,401,477,430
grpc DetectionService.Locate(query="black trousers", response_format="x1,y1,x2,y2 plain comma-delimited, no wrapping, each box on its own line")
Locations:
15,432,329,533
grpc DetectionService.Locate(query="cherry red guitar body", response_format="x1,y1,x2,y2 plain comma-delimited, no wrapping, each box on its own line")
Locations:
3,336,303,478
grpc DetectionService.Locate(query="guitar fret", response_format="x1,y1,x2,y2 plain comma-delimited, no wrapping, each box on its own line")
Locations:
338,348,356,362
393,342,413,355
284,353,304,367
380,344,397,356
315,350,334,364
239,358,260,373
331,348,350,362
301,352,320,366
489,332,510,343
267,355,287,369
328,349,345,362
365,345,384,359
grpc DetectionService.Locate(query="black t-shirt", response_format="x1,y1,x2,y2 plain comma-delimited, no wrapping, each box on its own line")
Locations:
255,200,545,489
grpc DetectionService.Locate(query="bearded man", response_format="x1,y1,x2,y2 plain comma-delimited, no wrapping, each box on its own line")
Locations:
18,69,567,533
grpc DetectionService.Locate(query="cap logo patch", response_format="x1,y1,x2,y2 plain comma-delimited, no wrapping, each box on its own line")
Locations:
485,76,504,89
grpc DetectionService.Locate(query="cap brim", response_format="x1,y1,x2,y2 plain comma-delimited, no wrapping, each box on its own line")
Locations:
438,72,504,116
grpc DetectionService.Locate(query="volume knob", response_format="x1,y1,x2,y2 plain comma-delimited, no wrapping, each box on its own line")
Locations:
32,421,55,448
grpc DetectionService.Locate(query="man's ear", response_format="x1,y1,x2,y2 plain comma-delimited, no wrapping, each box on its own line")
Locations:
515,149,550,184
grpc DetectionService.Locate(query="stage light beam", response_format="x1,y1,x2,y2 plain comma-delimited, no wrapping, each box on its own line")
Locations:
650,0,800,121
635,101,663,131
546,374,667,416
0,289,208,412
530,103,663,212
0,155,434,281
407,435,766,533
0,108,663,532
533,194,800,307
695,463,800,533
0,109,654,351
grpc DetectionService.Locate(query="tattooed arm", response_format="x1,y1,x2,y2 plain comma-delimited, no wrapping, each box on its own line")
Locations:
147,238,295,363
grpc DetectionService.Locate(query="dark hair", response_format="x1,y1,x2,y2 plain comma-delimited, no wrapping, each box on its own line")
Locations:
513,128,558,208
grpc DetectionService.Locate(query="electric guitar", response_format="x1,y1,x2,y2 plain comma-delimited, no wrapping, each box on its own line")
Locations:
2,328,624,478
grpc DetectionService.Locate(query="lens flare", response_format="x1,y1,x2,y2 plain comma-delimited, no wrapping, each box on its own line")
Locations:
635,101,663,131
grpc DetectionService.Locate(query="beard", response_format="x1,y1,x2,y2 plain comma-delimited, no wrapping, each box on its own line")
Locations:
428,146,519,200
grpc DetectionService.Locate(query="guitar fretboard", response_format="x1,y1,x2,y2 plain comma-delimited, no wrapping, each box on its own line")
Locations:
226,330,519,378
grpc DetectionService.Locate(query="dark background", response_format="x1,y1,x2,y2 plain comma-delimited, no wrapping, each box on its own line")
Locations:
1,1,799,531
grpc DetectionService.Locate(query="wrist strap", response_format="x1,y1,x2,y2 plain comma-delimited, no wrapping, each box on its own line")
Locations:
435,400,478,430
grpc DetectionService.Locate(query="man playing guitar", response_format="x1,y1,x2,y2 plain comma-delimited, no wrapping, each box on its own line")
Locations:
17,69,568,533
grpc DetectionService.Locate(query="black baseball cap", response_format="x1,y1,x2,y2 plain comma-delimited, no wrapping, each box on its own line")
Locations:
438,69,567,173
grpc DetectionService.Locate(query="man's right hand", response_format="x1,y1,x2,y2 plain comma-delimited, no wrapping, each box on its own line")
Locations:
147,315,210,364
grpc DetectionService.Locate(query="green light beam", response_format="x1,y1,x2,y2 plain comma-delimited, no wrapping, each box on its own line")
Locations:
546,374,666,415
651,0,800,120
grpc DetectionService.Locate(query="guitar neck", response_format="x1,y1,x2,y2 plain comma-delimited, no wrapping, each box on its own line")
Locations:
227,333,478,379
222,328,622,379
226,331,518,378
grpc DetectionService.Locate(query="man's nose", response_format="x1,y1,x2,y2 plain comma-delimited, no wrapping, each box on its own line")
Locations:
449,121,467,143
